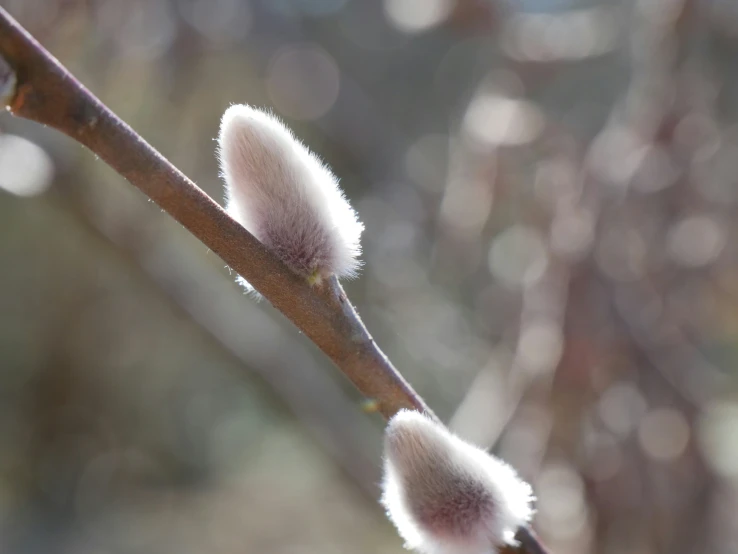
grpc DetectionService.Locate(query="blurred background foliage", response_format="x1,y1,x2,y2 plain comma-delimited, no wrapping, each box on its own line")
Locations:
1,0,738,552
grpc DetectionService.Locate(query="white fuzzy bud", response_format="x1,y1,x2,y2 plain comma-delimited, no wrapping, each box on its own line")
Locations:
218,105,363,287
381,410,534,554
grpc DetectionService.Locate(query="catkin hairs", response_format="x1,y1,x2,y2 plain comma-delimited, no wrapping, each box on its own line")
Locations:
218,105,363,288
382,410,534,554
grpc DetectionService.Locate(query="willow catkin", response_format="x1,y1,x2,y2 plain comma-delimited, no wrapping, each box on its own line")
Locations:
382,410,534,554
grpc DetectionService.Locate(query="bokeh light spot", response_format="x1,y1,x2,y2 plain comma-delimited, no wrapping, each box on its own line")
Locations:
666,215,726,268
503,8,617,62
550,207,595,260
536,462,588,540
464,94,544,147
488,225,548,289
0,135,54,197
383,0,454,34
516,319,564,375
267,44,340,121
698,401,738,480
598,382,647,438
638,408,690,462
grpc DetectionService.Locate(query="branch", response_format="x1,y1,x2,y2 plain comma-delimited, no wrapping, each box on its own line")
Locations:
0,8,551,554
0,6,431,422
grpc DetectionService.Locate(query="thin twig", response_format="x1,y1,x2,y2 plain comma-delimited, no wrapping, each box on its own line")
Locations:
0,6,431,422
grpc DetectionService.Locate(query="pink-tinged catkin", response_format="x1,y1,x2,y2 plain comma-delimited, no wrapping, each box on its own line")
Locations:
381,410,534,554
218,105,363,288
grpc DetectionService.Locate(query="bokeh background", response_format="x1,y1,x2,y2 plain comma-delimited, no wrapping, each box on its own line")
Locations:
1,0,738,552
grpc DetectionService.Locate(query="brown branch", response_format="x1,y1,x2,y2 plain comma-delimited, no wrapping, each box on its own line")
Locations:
0,6,432,422
0,8,551,554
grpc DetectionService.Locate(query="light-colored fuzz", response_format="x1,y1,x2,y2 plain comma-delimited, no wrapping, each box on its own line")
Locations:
218,105,363,287
381,410,534,554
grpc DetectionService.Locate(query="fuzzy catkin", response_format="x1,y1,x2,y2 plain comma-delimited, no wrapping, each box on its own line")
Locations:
382,410,534,554
218,105,363,288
